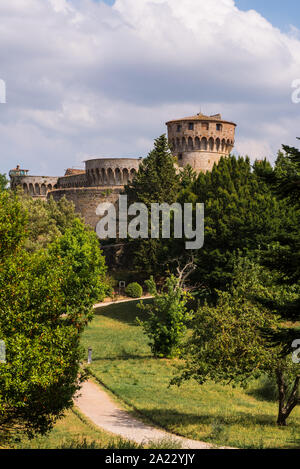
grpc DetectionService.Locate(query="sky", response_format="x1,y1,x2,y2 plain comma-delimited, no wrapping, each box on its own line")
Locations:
0,0,300,177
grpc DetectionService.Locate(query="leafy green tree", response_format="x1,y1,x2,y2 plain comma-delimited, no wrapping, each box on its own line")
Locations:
137,275,193,358
173,259,299,426
20,194,80,252
0,191,108,443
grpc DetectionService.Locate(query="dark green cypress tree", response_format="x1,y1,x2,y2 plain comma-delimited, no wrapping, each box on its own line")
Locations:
123,135,180,276
257,144,300,352
191,155,292,292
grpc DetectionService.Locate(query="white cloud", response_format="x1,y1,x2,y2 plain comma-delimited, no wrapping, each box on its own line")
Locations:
0,0,299,177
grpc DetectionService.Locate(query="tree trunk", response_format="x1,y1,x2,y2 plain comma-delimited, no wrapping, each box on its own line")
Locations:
276,369,299,426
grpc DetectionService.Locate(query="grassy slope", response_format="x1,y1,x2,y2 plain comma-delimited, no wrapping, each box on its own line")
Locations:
81,300,300,449
13,408,138,449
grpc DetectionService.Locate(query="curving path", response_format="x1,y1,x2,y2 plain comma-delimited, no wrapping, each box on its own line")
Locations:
75,380,220,449
75,298,232,449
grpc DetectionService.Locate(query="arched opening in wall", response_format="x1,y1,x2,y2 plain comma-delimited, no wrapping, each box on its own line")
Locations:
47,184,53,192
130,168,137,181
216,123,223,132
41,184,47,196
96,168,101,185
188,137,193,151
171,139,175,151
209,137,214,151
107,168,115,185
87,170,92,185
35,183,40,195
227,139,231,153
176,137,181,150
92,169,97,185
100,168,106,184
23,183,28,194
221,139,226,152
215,138,220,152
123,168,129,185
201,137,207,151
115,168,122,185
195,137,200,150
29,183,34,196
182,137,187,151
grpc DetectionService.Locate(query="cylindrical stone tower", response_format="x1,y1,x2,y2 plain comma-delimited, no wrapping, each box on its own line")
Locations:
166,113,236,173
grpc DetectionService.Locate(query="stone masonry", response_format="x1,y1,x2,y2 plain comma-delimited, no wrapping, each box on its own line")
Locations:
9,113,237,229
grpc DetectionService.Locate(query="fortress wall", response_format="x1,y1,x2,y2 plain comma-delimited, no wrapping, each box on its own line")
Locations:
57,173,88,188
11,175,59,198
48,187,121,229
179,151,228,172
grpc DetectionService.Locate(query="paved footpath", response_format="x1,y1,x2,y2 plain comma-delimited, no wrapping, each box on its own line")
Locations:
75,380,219,449
76,298,232,449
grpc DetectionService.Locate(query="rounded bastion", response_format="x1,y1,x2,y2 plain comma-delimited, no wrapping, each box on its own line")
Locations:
166,113,236,173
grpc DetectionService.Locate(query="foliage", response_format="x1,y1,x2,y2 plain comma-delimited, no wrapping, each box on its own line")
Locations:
137,276,193,358
256,146,300,352
186,155,294,292
20,194,80,252
173,259,300,426
123,134,180,276
0,191,108,442
125,282,143,298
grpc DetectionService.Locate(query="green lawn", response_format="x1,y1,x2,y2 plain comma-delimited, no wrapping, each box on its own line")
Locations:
81,300,300,449
13,408,140,449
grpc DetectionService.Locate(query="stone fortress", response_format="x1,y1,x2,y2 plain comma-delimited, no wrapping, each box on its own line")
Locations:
9,112,236,228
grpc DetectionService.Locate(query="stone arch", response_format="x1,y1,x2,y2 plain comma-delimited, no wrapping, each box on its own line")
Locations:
201,137,207,151
176,137,181,150
130,168,137,181
107,168,115,185
29,183,34,196
95,168,101,185
47,184,53,191
171,139,176,151
35,183,40,195
221,139,226,152
115,168,122,185
23,183,28,194
209,137,214,151
100,168,106,184
195,136,200,150
41,184,47,195
215,138,221,152
123,168,129,185
226,139,231,153
182,137,187,151
188,137,193,151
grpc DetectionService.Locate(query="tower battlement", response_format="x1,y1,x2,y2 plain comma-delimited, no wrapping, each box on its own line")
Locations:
166,112,236,172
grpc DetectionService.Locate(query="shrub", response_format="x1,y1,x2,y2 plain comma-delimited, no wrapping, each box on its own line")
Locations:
125,282,143,298
137,276,193,358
